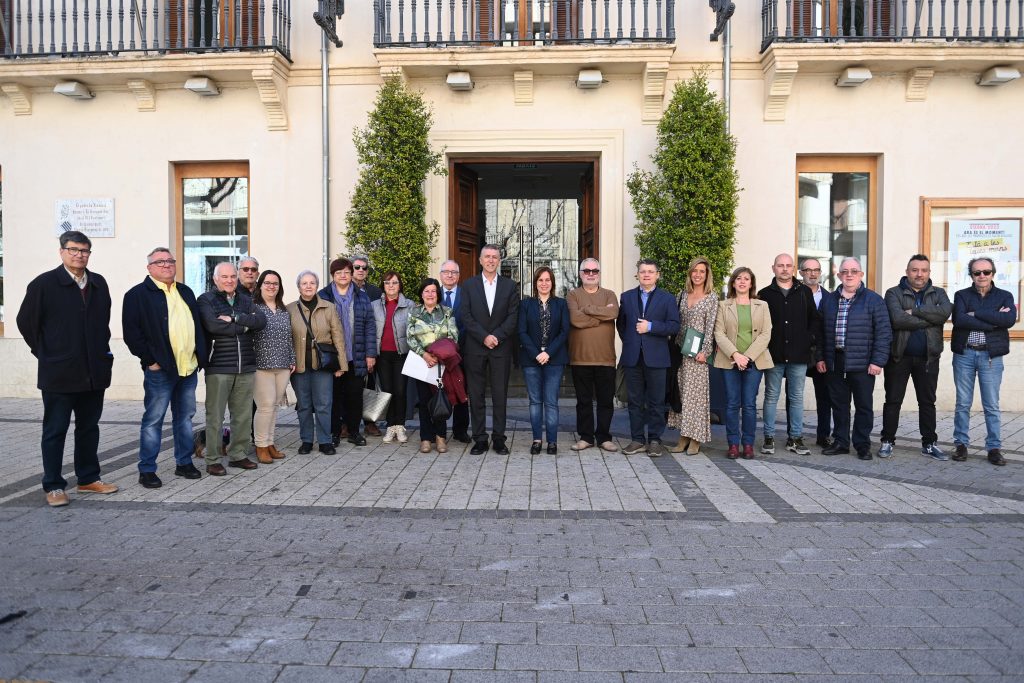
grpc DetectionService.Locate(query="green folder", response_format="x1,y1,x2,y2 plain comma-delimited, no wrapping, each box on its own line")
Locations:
679,327,704,357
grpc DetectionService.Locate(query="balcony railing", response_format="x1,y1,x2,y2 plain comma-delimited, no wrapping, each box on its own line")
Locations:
373,0,675,48
0,0,291,59
762,0,1024,52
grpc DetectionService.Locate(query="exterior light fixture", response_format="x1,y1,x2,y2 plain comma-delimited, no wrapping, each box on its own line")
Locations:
977,66,1021,86
53,81,94,99
446,72,474,91
184,77,220,96
576,69,605,89
835,67,872,87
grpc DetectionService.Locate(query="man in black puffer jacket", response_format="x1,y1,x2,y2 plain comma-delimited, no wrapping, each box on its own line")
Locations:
198,262,266,476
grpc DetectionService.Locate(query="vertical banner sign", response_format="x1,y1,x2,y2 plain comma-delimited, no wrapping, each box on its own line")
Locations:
54,199,116,237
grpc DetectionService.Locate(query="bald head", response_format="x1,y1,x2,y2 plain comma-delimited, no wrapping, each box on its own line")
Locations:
772,253,795,287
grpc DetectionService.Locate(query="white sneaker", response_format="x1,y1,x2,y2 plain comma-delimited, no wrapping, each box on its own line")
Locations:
382,425,397,443
395,425,408,443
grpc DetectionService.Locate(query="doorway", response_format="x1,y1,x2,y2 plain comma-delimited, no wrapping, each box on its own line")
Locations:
449,158,598,297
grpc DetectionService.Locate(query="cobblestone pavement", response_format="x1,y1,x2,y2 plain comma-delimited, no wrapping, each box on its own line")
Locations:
2,398,1023,682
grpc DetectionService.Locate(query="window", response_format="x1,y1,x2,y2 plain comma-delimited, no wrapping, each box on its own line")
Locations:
174,162,250,297
795,156,877,291
922,198,1024,337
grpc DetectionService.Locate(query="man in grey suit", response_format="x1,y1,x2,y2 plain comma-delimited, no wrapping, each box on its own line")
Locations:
459,245,521,455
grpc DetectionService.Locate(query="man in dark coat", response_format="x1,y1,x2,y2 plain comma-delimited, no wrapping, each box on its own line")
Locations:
800,258,836,447
816,257,892,461
198,261,266,475
879,254,952,460
16,231,119,507
351,254,383,436
439,259,471,442
459,244,521,455
123,247,208,488
617,259,681,457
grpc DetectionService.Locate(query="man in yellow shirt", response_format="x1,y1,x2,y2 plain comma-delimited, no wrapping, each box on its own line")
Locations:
122,248,208,488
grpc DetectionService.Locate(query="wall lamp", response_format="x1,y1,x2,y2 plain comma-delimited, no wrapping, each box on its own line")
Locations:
977,66,1021,86
446,72,474,91
53,81,93,99
835,67,872,87
184,77,220,96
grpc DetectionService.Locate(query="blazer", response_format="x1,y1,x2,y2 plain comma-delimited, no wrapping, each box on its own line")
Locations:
17,265,113,393
287,297,348,374
616,286,680,369
122,277,207,379
518,296,570,367
713,298,775,371
459,274,521,358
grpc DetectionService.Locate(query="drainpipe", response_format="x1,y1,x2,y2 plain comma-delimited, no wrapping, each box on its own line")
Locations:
723,19,731,134
321,31,330,283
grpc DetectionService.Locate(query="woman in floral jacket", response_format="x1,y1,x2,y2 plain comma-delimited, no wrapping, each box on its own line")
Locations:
407,278,459,454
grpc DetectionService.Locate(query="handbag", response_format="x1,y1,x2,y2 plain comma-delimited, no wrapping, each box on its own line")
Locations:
299,303,341,372
362,377,392,422
427,364,453,421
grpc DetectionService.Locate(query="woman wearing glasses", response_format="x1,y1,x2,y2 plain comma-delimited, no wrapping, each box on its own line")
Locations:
407,278,460,454
372,272,415,444
714,266,773,459
252,270,295,463
668,257,719,455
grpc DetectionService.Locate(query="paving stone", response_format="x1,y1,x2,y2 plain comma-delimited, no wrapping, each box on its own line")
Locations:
538,674,626,683
821,649,917,674
362,668,454,682
233,615,316,639
91,632,187,658
274,665,366,683
330,642,417,668
737,647,831,674
577,645,662,672
497,644,579,670
100,657,202,682
19,654,120,683
249,637,339,665
413,643,497,669
169,635,264,662
451,673,537,683
16,628,113,655
899,648,1002,675
657,646,746,673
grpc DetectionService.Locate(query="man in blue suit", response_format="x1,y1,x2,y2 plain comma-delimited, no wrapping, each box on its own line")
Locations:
617,259,681,456
439,260,471,442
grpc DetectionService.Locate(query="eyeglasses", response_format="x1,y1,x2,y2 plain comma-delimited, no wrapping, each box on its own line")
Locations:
972,269,994,277
63,247,92,256
801,268,821,274
838,269,861,276
440,270,459,276
149,259,176,267
383,280,400,286
581,269,600,275
240,266,259,273
262,281,280,288
353,264,369,271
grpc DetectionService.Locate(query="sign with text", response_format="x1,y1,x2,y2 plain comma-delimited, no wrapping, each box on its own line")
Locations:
54,198,115,238
946,218,1022,317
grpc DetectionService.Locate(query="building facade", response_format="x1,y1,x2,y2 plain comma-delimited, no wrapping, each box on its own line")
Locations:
1,1,1023,406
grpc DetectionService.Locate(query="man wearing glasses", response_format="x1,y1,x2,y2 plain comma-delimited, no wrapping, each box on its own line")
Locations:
122,248,207,488
237,256,260,298
800,258,837,448
815,257,891,460
439,260,471,442
951,256,1016,466
351,255,383,437
17,231,119,507
567,258,620,452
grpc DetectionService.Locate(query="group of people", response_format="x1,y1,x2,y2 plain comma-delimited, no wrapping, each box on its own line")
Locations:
17,231,1015,508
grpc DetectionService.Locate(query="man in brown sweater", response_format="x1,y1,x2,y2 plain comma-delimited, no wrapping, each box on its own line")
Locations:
567,258,620,452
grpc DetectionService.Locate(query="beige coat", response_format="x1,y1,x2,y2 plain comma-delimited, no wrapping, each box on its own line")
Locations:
287,297,348,374
713,298,775,371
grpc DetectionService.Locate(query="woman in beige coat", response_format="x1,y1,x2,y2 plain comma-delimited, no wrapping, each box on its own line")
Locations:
714,266,773,460
287,270,347,456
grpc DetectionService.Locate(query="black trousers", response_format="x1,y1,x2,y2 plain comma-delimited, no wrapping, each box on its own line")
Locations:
463,352,512,443
571,364,616,445
881,355,939,444
450,402,469,437
331,371,365,436
416,380,448,441
41,389,105,492
810,369,835,441
375,351,408,427
827,351,876,454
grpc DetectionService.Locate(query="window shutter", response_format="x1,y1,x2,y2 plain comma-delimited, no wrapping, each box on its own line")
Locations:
476,0,495,43
552,0,580,41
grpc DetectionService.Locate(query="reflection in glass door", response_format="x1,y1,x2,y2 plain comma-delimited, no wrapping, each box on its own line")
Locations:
485,198,579,299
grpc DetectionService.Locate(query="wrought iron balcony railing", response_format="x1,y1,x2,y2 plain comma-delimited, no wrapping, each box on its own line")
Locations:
373,0,676,48
0,0,291,60
761,0,1024,52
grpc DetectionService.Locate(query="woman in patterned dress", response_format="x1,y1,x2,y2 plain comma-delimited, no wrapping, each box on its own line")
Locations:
668,257,719,455
252,270,296,464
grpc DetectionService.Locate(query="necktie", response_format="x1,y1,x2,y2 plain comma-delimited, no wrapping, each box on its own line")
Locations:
444,290,453,308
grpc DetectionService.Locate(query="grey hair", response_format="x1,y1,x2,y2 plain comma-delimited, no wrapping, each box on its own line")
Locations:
295,269,320,288
350,254,370,266
440,259,460,271
839,257,863,271
579,258,600,273
968,256,996,276
213,262,237,278
147,247,173,261
238,255,259,269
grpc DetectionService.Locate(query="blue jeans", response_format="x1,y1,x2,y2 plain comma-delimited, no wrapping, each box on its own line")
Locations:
139,370,198,473
762,362,807,439
722,366,763,447
953,349,1003,449
292,370,334,445
624,362,668,443
523,365,563,443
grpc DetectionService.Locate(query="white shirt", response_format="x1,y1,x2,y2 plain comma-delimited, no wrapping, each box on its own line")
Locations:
64,266,87,290
482,274,498,315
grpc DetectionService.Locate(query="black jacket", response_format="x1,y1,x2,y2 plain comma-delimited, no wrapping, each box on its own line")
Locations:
122,277,207,377
197,288,266,374
951,284,1016,358
16,265,113,392
884,277,951,364
758,278,819,365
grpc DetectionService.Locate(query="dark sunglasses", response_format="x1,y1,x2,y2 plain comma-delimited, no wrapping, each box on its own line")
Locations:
353,264,369,271
581,269,600,275
240,266,259,273
972,269,994,277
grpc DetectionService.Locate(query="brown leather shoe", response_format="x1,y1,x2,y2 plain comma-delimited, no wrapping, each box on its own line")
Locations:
268,444,285,459
46,489,70,507
670,437,690,453
228,458,258,470
436,437,448,454
255,446,273,464
419,440,433,454
365,423,383,437
207,463,227,476
77,481,118,494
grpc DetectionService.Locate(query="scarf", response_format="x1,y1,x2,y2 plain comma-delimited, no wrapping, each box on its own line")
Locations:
334,285,354,361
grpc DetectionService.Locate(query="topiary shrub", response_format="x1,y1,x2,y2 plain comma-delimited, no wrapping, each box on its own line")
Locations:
345,76,446,290
627,69,740,294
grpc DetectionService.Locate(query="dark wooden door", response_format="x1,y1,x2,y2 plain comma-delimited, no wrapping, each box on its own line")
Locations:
579,167,596,259
452,165,480,279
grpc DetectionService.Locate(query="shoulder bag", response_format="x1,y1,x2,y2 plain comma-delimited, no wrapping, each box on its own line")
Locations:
428,363,453,421
299,304,341,373
362,376,392,422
